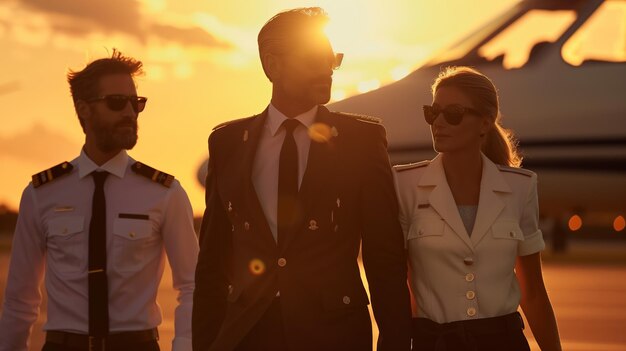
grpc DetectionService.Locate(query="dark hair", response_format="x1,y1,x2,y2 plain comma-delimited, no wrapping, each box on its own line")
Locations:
67,49,143,130
258,7,329,81
431,66,522,167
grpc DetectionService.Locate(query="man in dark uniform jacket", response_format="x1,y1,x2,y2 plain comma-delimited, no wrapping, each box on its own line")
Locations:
193,7,411,351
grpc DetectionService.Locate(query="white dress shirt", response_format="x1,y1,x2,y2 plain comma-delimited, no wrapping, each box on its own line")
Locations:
394,154,545,324
252,104,317,241
0,149,199,351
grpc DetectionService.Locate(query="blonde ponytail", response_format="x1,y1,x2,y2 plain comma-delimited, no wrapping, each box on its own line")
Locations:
482,115,522,167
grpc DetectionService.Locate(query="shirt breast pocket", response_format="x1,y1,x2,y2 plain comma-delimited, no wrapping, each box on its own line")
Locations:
112,218,158,272
491,221,525,242
47,215,86,274
407,214,445,241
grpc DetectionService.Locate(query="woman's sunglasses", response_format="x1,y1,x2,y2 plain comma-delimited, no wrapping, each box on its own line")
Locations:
423,104,481,125
87,95,148,113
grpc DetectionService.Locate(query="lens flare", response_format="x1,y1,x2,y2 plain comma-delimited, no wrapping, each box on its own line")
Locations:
614,216,625,232
249,259,266,275
568,215,582,231
308,123,332,143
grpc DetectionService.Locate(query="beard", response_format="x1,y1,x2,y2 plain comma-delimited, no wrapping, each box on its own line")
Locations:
92,117,138,153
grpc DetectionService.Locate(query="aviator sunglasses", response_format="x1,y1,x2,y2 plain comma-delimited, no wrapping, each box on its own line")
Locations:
423,104,481,125
285,51,344,70
87,95,148,113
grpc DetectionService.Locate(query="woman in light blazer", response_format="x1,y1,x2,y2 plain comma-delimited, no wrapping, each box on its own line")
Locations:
394,66,561,351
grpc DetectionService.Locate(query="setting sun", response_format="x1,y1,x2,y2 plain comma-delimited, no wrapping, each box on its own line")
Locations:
1,2,626,351
0,0,522,215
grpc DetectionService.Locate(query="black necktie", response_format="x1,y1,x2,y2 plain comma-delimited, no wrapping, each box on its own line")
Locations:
89,171,109,340
277,119,300,244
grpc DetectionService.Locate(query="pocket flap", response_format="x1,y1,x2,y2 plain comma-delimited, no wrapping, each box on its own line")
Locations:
492,221,524,241
113,218,153,240
48,216,84,237
407,215,445,240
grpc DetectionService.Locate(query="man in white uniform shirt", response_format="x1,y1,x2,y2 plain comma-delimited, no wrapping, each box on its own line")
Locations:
0,50,199,351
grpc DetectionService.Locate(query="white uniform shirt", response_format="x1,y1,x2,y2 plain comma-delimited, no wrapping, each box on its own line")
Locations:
393,153,545,324
0,150,199,351
252,104,317,241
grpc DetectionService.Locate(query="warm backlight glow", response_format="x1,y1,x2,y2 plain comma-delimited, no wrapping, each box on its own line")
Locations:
562,1,626,66
391,66,410,81
614,216,626,232
357,79,380,93
331,89,346,102
568,215,583,231
478,10,576,69
0,0,584,215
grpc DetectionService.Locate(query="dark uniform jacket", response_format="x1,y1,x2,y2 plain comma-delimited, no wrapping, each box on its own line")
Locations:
193,106,412,351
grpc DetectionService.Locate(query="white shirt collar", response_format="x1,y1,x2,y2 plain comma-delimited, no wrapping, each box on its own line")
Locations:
77,148,129,179
267,104,318,136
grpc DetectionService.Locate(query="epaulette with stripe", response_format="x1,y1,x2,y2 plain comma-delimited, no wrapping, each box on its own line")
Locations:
497,165,533,177
32,161,74,188
394,160,430,172
131,162,175,187
212,116,254,131
335,112,382,124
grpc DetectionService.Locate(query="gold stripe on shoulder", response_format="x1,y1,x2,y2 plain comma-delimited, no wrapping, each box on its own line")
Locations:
336,112,382,124
394,161,430,172
131,162,175,187
497,165,533,177
32,161,74,188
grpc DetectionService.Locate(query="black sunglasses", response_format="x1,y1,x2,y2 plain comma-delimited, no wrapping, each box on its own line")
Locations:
87,95,148,113
423,104,481,125
284,51,344,70
331,53,344,70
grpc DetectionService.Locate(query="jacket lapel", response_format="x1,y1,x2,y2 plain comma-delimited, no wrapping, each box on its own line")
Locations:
238,109,278,249
470,154,511,245
419,155,474,251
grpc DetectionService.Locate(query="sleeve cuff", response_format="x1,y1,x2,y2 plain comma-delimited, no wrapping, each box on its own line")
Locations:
518,229,545,256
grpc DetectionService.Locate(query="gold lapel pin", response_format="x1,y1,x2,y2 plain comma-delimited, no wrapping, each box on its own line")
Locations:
308,220,319,231
243,130,249,142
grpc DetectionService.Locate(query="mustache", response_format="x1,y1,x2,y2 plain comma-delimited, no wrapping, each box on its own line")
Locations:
115,119,137,129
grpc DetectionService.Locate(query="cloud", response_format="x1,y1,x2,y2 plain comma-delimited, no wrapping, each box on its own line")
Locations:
150,23,229,48
0,123,80,163
3,0,232,49
22,0,143,37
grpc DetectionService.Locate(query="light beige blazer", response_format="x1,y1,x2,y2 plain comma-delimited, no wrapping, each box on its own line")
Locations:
393,153,545,323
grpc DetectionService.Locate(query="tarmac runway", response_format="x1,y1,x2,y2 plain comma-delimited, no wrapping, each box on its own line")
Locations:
1,248,625,351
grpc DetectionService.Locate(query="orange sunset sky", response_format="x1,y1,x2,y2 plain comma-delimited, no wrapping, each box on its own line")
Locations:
0,0,520,215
